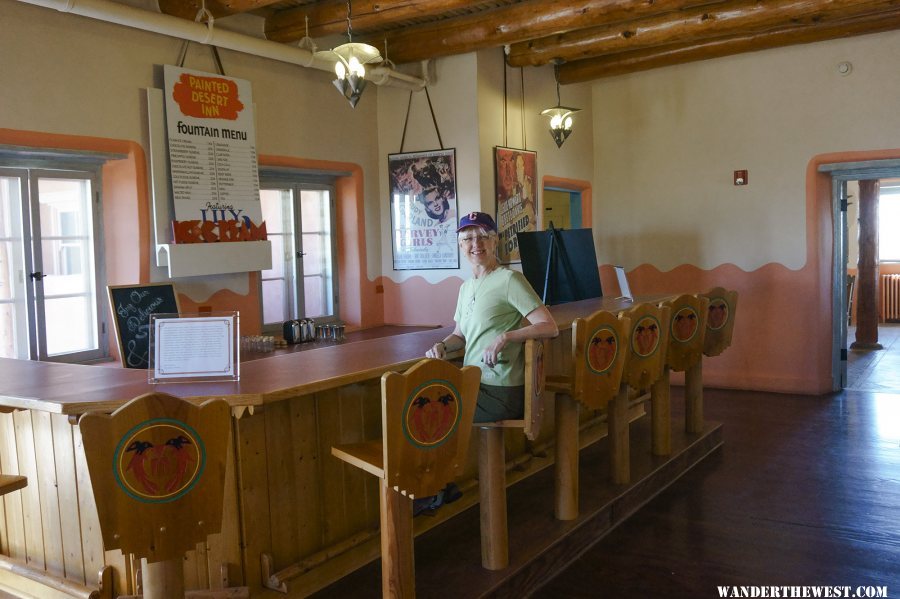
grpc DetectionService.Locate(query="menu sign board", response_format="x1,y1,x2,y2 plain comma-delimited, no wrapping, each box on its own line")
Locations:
163,65,264,243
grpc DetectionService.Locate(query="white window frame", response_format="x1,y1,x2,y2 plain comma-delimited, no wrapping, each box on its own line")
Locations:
0,158,109,363
258,170,339,332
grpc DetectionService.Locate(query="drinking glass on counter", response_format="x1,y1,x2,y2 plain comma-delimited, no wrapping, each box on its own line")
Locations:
240,335,275,352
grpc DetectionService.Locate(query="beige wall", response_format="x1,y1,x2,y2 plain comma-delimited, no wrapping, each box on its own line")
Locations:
0,0,384,288
375,53,479,284
476,48,594,224
592,29,900,272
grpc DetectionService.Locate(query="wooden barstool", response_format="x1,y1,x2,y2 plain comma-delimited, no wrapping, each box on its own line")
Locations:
648,294,710,455
545,310,631,520
79,392,236,599
332,358,479,597
476,338,547,570
613,302,672,484
685,287,739,433
0,474,26,496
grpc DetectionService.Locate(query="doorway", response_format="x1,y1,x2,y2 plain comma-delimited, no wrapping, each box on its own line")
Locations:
542,187,582,230
821,159,900,391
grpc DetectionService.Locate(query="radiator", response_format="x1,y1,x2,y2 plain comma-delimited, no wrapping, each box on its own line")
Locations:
884,274,900,322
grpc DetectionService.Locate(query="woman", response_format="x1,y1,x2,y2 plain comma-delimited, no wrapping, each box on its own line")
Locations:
426,211,558,423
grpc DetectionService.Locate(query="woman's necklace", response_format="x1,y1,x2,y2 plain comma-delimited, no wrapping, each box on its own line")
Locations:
468,267,498,313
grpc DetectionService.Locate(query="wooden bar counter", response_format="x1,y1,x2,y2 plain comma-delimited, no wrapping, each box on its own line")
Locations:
0,296,669,598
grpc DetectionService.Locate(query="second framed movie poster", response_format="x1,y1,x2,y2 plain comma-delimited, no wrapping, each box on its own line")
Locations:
388,148,459,270
494,146,537,264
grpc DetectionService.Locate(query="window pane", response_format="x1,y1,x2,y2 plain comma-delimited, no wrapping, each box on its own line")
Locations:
302,233,324,276
260,188,291,235
300,190,334,318
44,296,94,355
880,190,900,261
41,239,90,293
303,276,325,318
0,176,28,359
37,177,98,356
300,190,324,231
262,234,286,279
261,279,286,324
260,188,296,323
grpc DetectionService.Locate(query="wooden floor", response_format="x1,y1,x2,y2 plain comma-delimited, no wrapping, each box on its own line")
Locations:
848,323,900,391
311,353,900,598
537,386,900,597
544,326,900,597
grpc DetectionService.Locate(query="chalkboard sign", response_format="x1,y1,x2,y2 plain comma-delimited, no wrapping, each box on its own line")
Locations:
108,284,180,369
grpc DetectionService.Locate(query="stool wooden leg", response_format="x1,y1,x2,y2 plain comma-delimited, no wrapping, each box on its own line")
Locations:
141,558,184,599
650,366,672,456
608,386,630,485
380,479,414,598
685,360,704,434
479,427,508,570
554,393,579,520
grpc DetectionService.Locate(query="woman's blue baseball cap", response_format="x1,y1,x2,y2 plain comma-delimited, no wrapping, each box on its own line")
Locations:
456,211,497,232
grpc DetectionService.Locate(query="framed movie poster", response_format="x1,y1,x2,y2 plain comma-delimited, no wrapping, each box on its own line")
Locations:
389,148,459,270
494,147,537,264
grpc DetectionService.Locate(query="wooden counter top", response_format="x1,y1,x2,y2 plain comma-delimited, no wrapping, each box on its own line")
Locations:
0,327,453,415
0,295,672,415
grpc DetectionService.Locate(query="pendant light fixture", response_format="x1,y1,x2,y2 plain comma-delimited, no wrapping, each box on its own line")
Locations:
316,0,382,108
540,59,581,148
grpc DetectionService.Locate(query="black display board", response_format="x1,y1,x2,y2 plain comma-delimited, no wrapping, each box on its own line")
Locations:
517,227,602,305
107,283,180,369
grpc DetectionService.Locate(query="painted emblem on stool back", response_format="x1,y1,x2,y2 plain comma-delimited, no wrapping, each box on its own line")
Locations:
113,418,206,503
587,326,618,373
632,316,661,357
708,298,729,330
672,306,700,342
403,381,461,449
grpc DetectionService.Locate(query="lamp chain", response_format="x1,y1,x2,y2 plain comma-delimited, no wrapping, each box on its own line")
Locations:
555,62,562,106
346,0,353,42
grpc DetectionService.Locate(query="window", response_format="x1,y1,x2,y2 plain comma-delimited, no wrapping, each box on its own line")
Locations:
259,173,338,330
880,181,900,262
0,166,107,361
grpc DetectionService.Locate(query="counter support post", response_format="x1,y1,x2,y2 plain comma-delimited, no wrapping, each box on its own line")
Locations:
142,558,184,599
685,361,703,434
554,394,579,520
608,386,630,485
380,480,415,598
479,426,508,570
650,366,672,456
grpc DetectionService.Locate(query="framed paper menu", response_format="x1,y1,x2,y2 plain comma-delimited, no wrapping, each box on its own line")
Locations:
149,312,239,383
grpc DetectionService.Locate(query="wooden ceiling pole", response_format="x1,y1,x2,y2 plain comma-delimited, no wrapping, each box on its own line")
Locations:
157,0,284,21
509,0,900,67
357,0,725,65
265,0,477,42
558,10,900,82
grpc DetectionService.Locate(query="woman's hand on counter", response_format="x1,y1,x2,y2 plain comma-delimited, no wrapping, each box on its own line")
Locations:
426,330,465,359
426,342,447,359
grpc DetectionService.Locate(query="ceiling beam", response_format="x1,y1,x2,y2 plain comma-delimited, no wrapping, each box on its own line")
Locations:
265,0,477,43
157,0,284,21
352,0,726,65
558,9,900,82
509,0,900,67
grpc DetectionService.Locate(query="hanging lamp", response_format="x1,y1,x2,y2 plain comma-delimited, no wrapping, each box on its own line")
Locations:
315,0,382,108
540,60,581,148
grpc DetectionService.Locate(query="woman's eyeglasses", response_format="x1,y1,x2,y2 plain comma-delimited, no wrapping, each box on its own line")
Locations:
459,233,492,244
